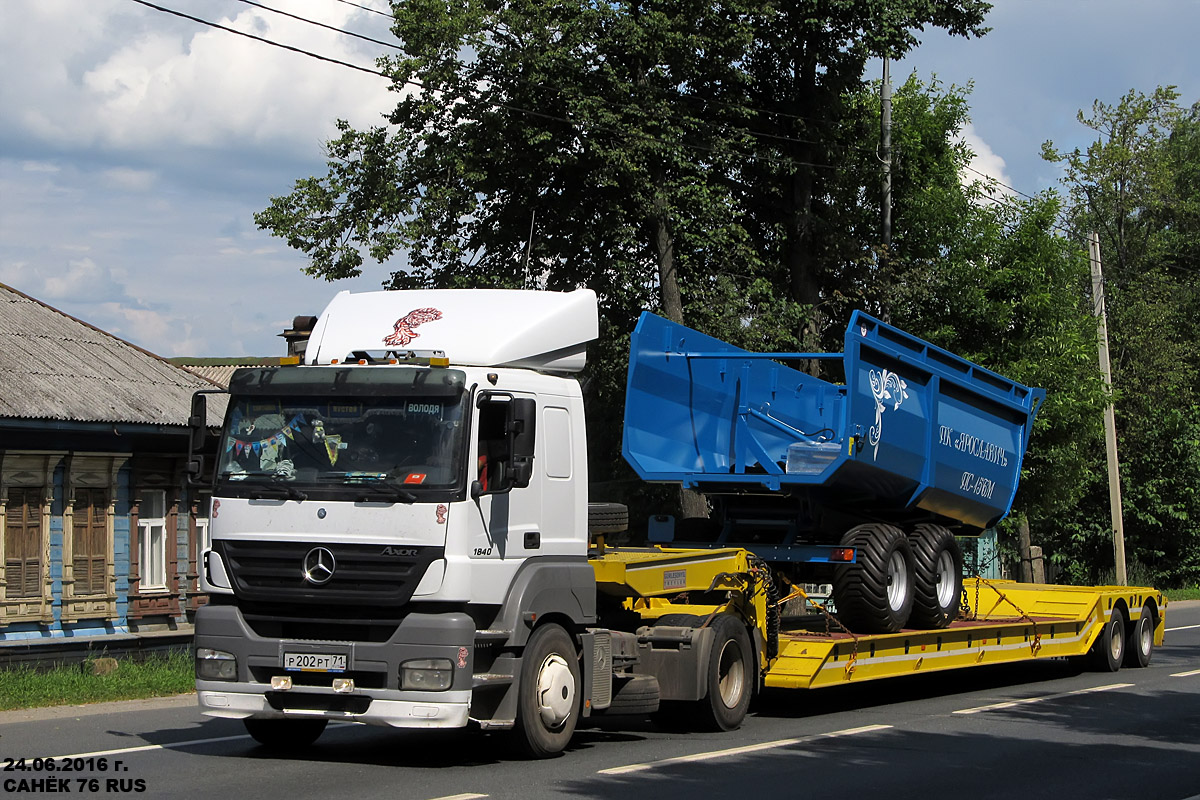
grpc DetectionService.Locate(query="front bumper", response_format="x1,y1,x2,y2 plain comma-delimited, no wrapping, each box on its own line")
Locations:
195,603,475,729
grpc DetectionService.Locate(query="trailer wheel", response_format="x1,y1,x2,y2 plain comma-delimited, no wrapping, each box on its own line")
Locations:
1088,608,1126,672
832,524,914,634
243,718,327,750
696,615,753,731
1124,605,1154,668
514,623,580,758
907,524,963,629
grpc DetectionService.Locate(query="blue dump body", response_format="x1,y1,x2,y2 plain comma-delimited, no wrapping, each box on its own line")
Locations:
623,311,1045,534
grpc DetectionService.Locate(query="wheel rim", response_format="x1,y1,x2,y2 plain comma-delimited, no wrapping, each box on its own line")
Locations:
934,549,956,608
535,653,575,729
1109,620,1123,661
887,550,909,611
715,639,746,709
1138,618,1152,656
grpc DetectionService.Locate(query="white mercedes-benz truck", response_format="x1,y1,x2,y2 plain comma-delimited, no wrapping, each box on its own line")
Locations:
192,288,626,757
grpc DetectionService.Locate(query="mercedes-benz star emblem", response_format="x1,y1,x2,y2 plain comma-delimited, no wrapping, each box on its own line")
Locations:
303,547,337,585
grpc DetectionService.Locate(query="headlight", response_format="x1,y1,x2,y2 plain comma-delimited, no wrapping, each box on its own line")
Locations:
195,648,237,681
400,658,453,691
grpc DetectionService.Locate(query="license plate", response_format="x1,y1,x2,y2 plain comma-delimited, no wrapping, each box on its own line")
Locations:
283,652,347,672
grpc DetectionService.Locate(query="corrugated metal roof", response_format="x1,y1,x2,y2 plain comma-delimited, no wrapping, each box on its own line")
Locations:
0,283,225,427
178,365,246,389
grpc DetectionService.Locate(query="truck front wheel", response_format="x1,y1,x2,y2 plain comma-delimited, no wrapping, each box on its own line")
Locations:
243,718,328,750
514,623,580,758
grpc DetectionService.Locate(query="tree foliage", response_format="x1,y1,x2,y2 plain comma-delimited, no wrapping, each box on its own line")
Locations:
1042,88,1200,586
257,3,1200,588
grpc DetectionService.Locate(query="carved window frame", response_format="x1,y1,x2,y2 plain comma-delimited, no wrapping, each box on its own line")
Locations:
0,453,62,625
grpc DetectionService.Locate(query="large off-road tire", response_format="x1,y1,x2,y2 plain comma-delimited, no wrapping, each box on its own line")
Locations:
907,524,963,629
695,615,753,732
243,718,328,750
1124,604,1154,668
831,524,914,634
514,623,580,758
1087,607,1126,672
588,503,629,535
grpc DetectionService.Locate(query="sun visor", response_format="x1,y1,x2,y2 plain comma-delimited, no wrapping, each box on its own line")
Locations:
304,288,599,372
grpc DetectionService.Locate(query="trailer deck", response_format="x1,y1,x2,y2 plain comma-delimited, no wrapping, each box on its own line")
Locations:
592,546,1166,690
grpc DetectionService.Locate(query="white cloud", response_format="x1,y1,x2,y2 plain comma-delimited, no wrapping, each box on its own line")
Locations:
1,0,396,159
957,123,1015,197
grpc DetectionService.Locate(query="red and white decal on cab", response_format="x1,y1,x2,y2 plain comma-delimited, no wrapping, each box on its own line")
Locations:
383,307,443,346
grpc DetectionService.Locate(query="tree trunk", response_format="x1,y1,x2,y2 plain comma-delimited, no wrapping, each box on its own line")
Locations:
651,196,706,519
1017,514,1033,583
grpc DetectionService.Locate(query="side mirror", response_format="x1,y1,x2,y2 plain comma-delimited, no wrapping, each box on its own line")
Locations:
510,398,536,489
189,393,207,453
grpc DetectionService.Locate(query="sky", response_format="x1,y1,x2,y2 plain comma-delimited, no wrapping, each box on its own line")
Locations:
1,0,1197,358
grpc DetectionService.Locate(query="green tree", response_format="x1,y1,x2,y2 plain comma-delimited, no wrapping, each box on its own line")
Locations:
1043,87,1200,586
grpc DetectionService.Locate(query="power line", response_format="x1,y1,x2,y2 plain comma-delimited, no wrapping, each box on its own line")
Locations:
330,0,393,19
234,0,400,50
128,0,385,77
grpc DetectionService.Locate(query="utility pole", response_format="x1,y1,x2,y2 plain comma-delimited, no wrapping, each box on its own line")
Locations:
1089,231,1127,585
880,57,892,250
878,57,893,323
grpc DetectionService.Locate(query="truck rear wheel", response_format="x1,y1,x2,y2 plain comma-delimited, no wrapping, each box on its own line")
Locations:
832,524,914,634
514,623,580,758
696,614,753,731
907,524,963,629
1088,608,1126,672
1125,605,1154,668
243,718,327,750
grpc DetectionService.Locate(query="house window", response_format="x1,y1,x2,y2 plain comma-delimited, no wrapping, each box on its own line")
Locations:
4,488,43,599
72,488,108,597
138,490,168,592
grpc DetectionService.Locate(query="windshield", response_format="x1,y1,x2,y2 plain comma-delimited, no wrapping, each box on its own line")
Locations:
216,393,469,494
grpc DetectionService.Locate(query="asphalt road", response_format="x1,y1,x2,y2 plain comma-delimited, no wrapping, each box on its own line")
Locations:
3,601,1199,800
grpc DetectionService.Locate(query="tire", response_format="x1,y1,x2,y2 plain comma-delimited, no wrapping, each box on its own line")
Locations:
514,623,580,758
1087,607,1126,672
243,718,327,749
907,524,963,629
588,503,629,535
695,615,753,732
604,674,661,716
831,524,915,634
1124,605,1154,668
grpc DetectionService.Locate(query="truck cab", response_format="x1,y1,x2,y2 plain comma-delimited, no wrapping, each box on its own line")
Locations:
193,289,600,744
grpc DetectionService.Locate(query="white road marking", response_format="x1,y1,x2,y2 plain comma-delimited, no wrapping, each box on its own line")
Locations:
953,683,1134,715
1166,623,1200,632
42,722,354,761
426,794,488,800
1170,668,1200,678
596,724,892,775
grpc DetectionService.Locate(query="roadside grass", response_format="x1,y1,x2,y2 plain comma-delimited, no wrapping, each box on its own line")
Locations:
0,651,193,711
1166,587,1200,602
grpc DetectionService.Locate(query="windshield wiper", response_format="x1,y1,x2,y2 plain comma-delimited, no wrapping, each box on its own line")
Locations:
352,481,417,504
248,476,308,501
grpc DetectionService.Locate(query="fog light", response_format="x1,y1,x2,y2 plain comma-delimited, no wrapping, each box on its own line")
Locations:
195,648,237,681
270,675,293,690
400,658,453,691
333,678,355,693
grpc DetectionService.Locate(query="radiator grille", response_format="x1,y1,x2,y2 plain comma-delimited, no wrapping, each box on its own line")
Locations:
215,540,443,606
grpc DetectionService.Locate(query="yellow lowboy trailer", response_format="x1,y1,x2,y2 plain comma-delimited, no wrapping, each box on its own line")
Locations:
590,545,1166,697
